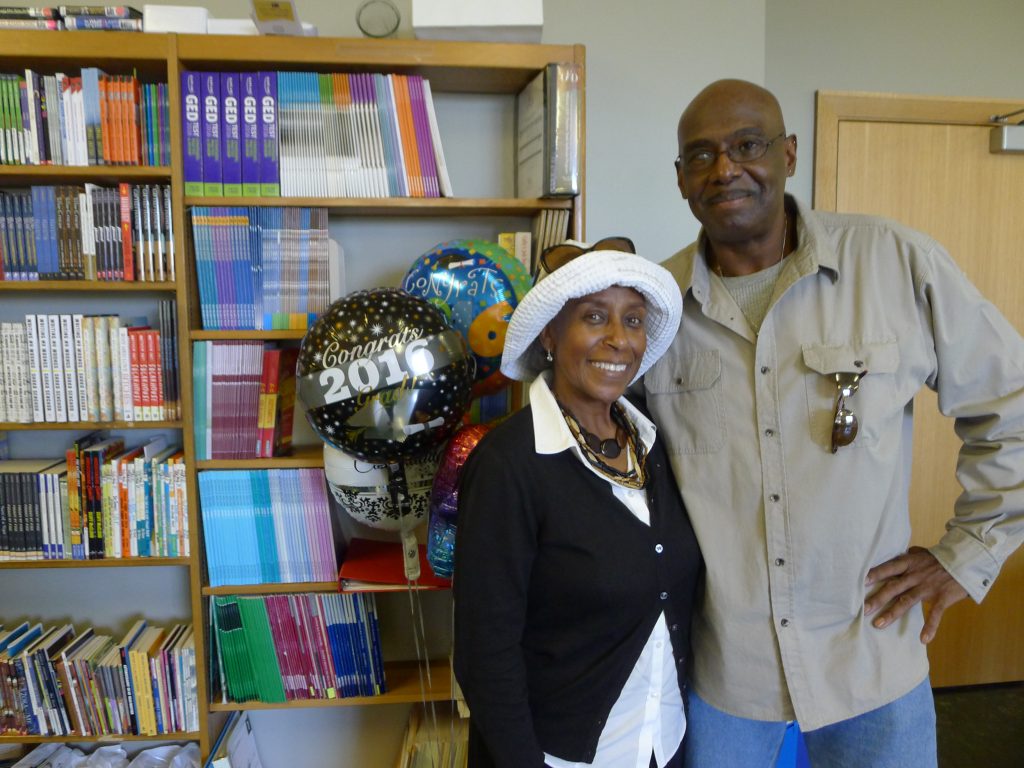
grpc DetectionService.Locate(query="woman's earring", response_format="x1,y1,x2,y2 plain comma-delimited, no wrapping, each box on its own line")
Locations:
545,348,554,363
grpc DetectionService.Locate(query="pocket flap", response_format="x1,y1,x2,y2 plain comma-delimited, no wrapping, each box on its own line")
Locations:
801,340,900,375
646,350,721,393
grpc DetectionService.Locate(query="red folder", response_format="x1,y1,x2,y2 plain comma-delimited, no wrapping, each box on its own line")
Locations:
338,537,452,592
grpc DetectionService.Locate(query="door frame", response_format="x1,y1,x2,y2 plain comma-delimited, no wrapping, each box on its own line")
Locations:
813,90,1023,210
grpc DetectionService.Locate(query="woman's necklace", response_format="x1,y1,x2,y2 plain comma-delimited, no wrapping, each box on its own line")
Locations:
557,401,649,489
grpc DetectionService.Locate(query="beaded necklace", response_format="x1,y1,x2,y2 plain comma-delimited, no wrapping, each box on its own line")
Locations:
557,401,649,490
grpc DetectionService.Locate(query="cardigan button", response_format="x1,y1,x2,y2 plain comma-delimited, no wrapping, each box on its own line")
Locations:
660,591,669,600
655,543,664,553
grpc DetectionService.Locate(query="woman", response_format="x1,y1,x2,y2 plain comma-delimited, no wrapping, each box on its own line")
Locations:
453,238,702,768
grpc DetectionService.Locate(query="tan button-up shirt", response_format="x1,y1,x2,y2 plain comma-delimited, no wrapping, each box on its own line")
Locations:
645,196,1024,729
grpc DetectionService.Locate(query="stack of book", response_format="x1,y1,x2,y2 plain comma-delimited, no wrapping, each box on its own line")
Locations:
0,618,198,738
0,183,175,282
210,592,386,704
181,70,451,199
0,434,189,561
198,468,337,587
0,66,168,166
0,305,181,425
0,6,144,31
192,341,298,461
397,705,469,768
530,208,572,275
190,206,331,331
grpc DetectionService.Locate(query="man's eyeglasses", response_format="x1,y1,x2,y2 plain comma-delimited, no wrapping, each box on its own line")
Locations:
675,132,789,174
831,371,866,453
537,236,636,279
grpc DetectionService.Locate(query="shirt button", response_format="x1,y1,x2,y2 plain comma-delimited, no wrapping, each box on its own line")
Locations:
853,359,864,368
764,428,775,437
655,544,664,553
769,493,781,502
780,618,790,628
775,558,785,566
655,641,663,649
982,578,990,587
675,377,684,385
761,366,770,374
660,591,669,600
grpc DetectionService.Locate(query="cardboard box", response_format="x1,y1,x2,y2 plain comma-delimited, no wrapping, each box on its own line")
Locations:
143,4,209,33
412,0,542,43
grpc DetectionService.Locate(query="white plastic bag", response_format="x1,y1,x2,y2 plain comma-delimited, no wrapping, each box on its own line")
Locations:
81,746,129,768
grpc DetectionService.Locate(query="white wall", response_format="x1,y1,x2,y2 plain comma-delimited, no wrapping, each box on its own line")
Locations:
766,0,1024,203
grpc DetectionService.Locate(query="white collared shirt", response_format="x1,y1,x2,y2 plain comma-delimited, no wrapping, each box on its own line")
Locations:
531,374,685,768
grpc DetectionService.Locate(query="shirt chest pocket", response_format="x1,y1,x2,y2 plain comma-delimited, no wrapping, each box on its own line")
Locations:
802,340,900,451
645,350,724,454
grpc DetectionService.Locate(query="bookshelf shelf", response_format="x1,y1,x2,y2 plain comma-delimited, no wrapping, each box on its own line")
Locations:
196,444,324,470
175,35,580,95
0,731,201,745
207,659,453,711
0,557,190,570
202,581,338,596
0,421,184,431
0,29,172,65
0,165,172,185
182,197,573,216
190,329,306,342
0,281,177,293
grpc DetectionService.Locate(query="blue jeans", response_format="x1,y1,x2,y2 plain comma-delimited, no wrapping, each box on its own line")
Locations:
683,678,937,768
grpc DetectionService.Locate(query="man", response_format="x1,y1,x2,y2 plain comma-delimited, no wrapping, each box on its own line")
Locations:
644,78,1024,767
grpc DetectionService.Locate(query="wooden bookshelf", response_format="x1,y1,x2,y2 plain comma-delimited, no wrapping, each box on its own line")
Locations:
0,27,207,755
183,196,573,215
203,581,338,596
0,420,183,431
1,28,585,762
207,659,454,711
197,443,324,470
0,557,190,570
190,329,307,341
0,732,200,745
0,280,178,293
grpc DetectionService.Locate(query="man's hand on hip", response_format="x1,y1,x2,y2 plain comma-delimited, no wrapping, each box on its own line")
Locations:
864,546,969,644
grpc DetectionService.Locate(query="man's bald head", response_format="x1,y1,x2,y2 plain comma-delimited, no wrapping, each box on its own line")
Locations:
679,79,786,145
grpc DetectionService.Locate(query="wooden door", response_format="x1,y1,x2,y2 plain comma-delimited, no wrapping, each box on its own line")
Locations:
815,91,1024,687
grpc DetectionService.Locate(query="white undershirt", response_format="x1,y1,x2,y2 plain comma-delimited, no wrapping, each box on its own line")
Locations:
530,374,685,768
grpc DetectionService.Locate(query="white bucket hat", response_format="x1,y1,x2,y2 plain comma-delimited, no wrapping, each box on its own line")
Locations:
500,248,683,383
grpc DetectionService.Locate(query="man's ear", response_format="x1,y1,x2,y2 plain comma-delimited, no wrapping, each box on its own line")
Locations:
785,134,798,178
675,160,689,200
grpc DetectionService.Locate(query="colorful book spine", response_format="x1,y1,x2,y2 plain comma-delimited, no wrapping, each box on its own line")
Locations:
258,71,280,197
240,72,261,197
220,73,242,197
201,72,223,197
180,72,203,197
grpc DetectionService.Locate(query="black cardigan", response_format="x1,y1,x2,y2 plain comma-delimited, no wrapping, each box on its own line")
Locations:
453,404,702,767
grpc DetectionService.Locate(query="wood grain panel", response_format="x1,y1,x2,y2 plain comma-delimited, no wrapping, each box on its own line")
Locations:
826,109,1024,686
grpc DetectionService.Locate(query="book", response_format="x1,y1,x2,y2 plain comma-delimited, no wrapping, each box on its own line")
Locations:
221,73,242,197
206,710,265,768
240,73,261,197
180,72,203,197
339,537,451,592
201,72,223,197
258,72,280,197
516,62,582,198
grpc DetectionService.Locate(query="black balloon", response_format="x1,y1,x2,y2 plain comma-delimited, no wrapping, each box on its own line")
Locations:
297,288,475,463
